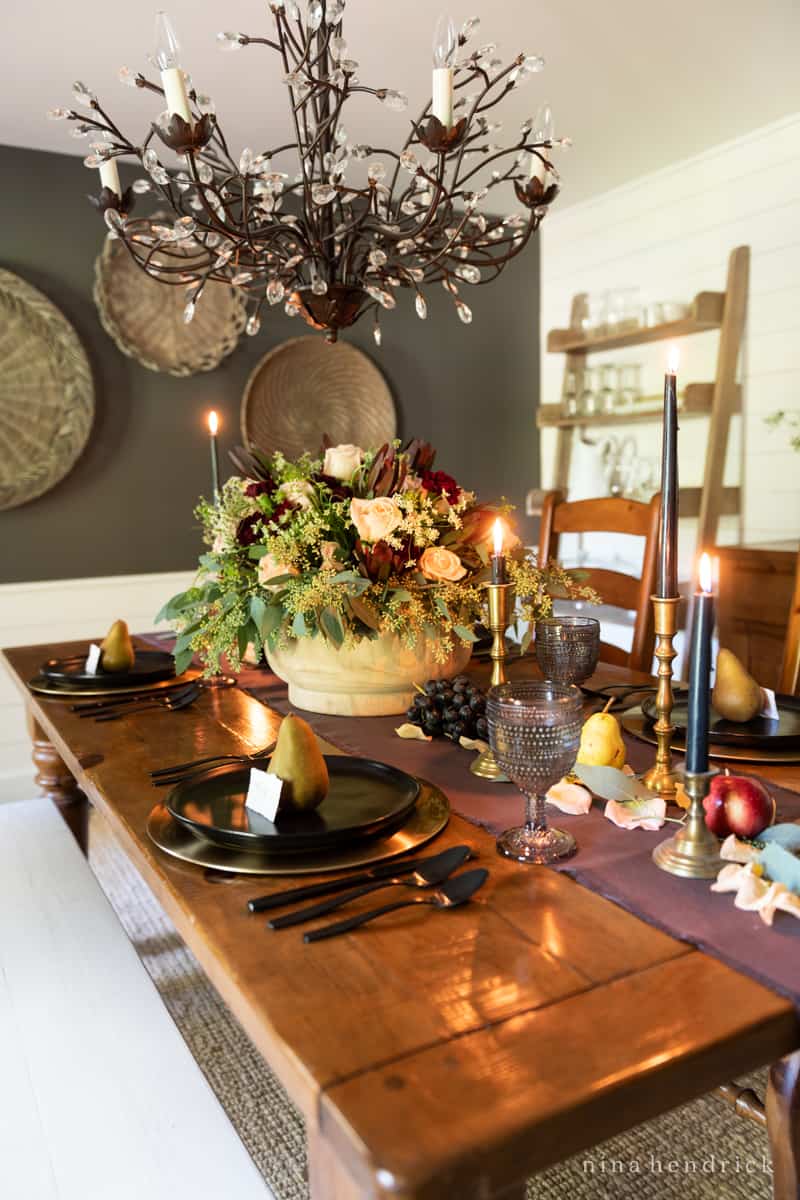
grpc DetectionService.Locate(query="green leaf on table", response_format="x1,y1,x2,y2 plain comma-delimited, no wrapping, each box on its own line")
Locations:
759,823,800,852
573,763,653,804
757,842,800,895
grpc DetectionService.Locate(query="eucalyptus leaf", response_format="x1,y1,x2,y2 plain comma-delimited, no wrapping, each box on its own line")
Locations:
248,546,270,559
453,624,478,643
174,646,194,675
759,823,800,852
757,842,800,895
155,590,195,623
573,763,652,804
321,607,345,647
291,610,309,638
391,588,413,603
434,595,452,622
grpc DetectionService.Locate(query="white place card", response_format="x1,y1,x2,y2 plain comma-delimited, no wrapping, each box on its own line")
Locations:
245,767,283,823
759,688,780,720
84,643,102,675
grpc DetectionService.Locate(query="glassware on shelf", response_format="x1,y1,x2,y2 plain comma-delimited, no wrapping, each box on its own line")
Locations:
599,364,618,415
618,363,642,410
579,366,598,416
487,681,584,864
534,616,601,686
581,293,608,339
606,287,642,335
561,369,579,417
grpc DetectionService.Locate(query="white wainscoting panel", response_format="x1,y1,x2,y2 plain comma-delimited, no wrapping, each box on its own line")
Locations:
539,112,800,577
0,571,193,803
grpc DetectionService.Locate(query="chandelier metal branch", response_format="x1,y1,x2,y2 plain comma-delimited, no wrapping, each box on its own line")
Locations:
51,2,569,343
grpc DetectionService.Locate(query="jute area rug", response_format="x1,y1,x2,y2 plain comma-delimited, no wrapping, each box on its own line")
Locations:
88,810,772,1200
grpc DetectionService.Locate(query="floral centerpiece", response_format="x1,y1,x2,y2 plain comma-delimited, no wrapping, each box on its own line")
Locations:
159,439,596,715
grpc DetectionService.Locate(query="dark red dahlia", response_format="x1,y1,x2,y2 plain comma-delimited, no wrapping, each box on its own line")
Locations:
420,469,461,504
244,477,276,499
236,513,264,546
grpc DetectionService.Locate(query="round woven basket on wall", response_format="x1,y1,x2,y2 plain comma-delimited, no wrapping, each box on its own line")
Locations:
93,236,247,377
241,336,396,459
0,270,94,511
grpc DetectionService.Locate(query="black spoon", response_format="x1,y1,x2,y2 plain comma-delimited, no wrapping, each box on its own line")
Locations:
303,868,489,943
93,685,201,721
268,844,474,930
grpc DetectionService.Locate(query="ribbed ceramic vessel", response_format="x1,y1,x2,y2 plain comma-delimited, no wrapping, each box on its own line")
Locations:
0,270,94,510
241,336,395,459
267,633,471,716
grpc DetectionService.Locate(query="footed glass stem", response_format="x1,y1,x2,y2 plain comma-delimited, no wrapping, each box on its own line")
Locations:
496,792,577,864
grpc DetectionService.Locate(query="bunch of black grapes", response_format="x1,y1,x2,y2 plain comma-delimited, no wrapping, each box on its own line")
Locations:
406,675,488,742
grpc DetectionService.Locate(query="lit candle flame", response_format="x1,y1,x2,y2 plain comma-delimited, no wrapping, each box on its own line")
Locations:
207,410,219,436
667,346,680,376
492,518,504,556
698,552,713,594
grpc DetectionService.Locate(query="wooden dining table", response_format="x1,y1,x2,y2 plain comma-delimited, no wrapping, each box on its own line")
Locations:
3,637,800,1200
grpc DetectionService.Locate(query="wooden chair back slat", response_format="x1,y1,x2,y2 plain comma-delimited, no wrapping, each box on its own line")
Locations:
538,490,661,674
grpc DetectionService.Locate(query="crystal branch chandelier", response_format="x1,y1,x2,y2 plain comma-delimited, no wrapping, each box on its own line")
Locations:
50,3,568,343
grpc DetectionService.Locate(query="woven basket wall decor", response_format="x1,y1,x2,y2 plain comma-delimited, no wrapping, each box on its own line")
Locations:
0,270,94,511
241,336,396,459
93,236,247,377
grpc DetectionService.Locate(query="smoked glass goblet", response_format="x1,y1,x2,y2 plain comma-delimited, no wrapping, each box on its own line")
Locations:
534,615,600,687
487,681,583,864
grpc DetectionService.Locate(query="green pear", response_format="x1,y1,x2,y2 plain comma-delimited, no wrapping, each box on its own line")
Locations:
100,619,135,673
712,648,762,723
268,714,329,811
576,699,626,769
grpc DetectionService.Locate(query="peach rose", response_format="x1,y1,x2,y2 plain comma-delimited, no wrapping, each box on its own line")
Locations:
277,479,314,510
320,541,342,571
419,546,467,582
323,443,363,481
350,497,403,543
258,553,299,588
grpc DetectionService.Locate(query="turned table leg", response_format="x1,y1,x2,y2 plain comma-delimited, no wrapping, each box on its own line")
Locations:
27,712,89,855
768,1050,800,1200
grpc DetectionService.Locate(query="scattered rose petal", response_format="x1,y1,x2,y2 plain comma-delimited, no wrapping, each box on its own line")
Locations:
720,834,762,864
604,796,666,830
395,723,431,741
546,780,592,815
459,735,489,753
712,861,800,926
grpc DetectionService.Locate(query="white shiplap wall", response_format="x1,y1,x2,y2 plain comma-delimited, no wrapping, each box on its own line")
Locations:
539,112,800,574
0,572,193,803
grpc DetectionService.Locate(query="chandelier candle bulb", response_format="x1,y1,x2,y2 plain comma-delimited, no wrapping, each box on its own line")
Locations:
491,517,507,584
431,14,457,128
207,410,220,498
657,346,680,598
154,11,192,124
99,158,121,198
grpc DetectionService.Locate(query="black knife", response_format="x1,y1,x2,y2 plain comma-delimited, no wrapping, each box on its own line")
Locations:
246,844,476,913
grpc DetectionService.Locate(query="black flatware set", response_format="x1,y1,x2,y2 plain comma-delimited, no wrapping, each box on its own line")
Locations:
246,843,488,942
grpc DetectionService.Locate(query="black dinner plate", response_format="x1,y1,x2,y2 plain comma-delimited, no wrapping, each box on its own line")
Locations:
166,756,420,853
41,649,176,688
641,691,800,748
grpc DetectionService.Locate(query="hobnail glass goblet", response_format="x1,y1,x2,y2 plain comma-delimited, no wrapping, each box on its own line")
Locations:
534,615,600,686
487,681,583,864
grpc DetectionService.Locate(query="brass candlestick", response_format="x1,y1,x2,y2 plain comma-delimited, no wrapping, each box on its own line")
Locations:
642,594,681,803
652,768,722,878
470,582,513,783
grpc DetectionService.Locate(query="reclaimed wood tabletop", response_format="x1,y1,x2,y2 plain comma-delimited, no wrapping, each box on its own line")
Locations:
3,638,799,1200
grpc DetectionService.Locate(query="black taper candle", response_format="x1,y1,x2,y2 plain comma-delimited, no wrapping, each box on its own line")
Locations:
685,566,715,773
491,554,507,585
657,363,679,598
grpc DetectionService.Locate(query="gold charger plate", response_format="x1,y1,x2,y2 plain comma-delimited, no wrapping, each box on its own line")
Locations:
27,668,202,700
147,778,449,876
622,708,800,765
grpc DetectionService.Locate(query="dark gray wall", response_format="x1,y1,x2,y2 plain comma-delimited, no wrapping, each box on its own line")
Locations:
0,143,540,583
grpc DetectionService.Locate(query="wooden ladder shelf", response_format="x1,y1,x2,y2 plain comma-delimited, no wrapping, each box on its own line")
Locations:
540,244,750,548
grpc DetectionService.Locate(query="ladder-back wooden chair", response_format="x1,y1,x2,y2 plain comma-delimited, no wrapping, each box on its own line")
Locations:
538,490,661,674
779,549,800,696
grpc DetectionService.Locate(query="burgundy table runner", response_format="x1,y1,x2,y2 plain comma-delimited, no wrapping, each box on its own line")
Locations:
141,637,800,1009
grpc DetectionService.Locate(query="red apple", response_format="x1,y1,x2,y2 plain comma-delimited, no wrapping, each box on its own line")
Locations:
704,773,776,840
703,788,731,838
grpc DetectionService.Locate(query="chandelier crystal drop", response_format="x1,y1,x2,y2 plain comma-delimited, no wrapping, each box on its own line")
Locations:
55,2,565,342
